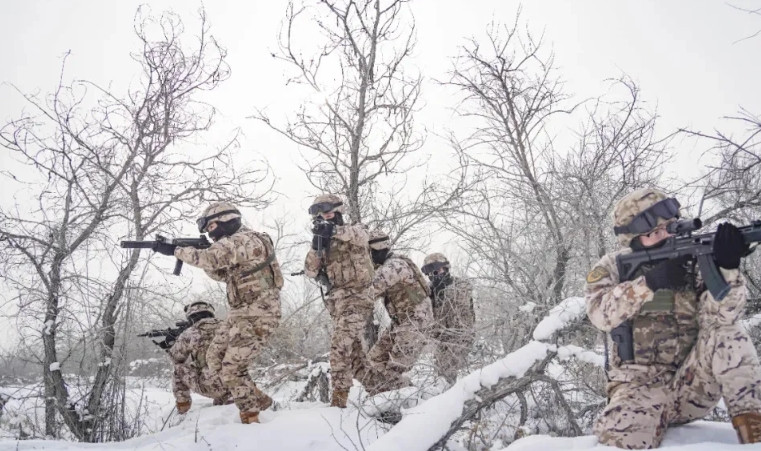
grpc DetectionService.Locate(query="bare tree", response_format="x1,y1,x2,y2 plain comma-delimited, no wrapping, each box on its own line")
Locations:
443,19,668,357
0,7,271,441
255,0,463,247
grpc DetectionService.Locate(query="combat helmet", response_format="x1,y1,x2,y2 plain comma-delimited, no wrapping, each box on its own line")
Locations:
369,230,391,266
308,194,345,217
184,301,215,322
613,188,681,247
422,252,450,276
196,202,241,233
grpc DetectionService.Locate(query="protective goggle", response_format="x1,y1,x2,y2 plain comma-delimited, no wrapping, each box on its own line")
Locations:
613,198,680,236
421,261,448,275
308,202,343,216
196,209,240,232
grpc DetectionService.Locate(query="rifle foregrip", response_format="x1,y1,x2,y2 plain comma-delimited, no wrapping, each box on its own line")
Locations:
173,259,183,276
697,254,731,301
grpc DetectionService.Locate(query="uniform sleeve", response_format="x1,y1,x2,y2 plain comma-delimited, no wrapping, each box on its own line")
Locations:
175,233,267,272
304,249,322,279
698,268,747,327
372,260,405,296
333,224,369,247
584,252,654,332
168,330,193,364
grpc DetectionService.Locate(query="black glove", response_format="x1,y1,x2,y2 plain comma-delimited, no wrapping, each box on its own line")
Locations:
311,235,320,250
713,222,748,270
643,255,691,291
312,221,334,239
153,242,177,256
157,339,173,350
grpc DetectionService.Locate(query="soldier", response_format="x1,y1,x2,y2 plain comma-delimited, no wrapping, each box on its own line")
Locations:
585,188,761,448
422,253,475,384
169,301,232,414
304,194,375,408
360,232,433,395
154,202,283,424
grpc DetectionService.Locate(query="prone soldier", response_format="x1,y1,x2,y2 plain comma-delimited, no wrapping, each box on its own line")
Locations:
303,194,375,408
422,253,475,384
360,232,433,395
169,301,233,414
586,188,761,448
153,202,283,424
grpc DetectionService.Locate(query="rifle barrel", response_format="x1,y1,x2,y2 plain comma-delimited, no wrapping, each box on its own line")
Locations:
121,241,156,249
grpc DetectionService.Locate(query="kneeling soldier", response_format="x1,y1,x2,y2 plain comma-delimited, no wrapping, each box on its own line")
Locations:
169,301,232,414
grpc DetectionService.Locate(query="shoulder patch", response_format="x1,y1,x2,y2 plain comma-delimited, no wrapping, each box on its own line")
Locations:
586,266,609,284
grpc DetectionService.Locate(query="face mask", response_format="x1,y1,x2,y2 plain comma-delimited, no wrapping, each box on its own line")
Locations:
209,218,242,241
430,271,453,291
371,248,389,265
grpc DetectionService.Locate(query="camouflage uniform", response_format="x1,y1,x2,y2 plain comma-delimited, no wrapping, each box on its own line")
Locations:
304,195,375,402
586,188,761,448
169,315,231,406
424,253,475,383
175,203,283,421
362,234,433,395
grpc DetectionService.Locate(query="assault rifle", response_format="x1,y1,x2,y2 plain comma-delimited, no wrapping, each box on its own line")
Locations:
137,320,191,350
312,218,333,292
612,218,761,363
120,234,211,275
616,218,761,301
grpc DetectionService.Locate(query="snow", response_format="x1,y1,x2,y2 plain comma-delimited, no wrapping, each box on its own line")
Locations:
505,421,761,450
557,344,605,367
43,320,54,335
49,362,60,372
368,341,553,451
532,296,587,341
519,301,537,313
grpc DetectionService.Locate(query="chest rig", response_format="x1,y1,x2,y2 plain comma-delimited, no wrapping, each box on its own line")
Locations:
609,263,700,369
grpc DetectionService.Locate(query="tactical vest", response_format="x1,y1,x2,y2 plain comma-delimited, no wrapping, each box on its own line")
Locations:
228,230,284,309
190,319,220,370
323,234,374,289
610,265,699,369
384,255,431,318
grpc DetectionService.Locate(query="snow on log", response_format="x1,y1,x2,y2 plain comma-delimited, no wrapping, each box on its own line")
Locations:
532,296,586,341
368,341,553,451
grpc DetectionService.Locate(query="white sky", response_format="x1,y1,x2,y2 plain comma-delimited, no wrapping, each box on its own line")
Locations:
0,0,760,347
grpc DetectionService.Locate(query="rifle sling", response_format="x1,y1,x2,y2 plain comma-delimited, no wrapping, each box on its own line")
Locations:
239,252,277,278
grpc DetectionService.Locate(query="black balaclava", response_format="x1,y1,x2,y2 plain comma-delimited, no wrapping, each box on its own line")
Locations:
209,217,242,241
326,212,344,226
371,248,390,266
430,269,453,293
188,311,214,324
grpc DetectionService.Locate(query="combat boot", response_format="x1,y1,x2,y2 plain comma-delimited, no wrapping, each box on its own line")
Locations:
331,389,349,408
732,412,761,444
176,401,191,414
240,410,260,424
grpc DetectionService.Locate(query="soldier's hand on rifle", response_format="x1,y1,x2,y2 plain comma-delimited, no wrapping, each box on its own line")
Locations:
312,221,334,240
713,223,749,270
153,242,177,256
156,339,173,350
644,255,691,291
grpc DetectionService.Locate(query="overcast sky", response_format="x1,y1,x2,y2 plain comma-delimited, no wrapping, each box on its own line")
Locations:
1,1,760,346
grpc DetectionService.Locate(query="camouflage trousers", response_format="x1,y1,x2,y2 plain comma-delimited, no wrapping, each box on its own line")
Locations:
360,301,432,395
596,323,761,449
325,288,375,393
173,362,230,404
433,328,475,384
206,311,279,414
